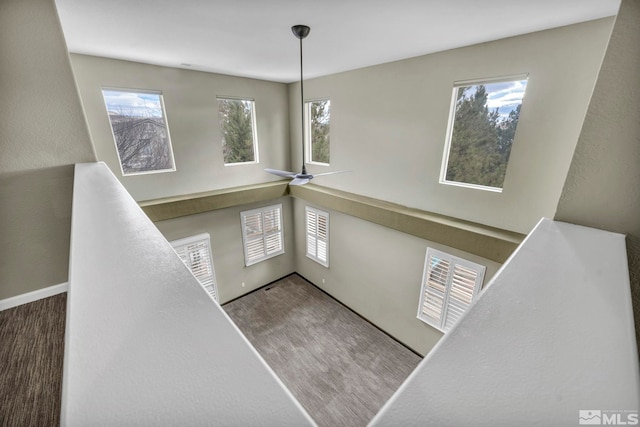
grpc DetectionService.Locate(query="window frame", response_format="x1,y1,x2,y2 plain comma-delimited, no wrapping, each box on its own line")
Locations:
240,204,284,266
304,98,331,166
417,247,486,333
217,96,259,166
305,206,329,267
439,74,529,192
170,233,219,303
102,87,176,176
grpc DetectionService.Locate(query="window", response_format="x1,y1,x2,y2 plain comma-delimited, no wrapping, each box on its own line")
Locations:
102,89,175,175
441,76,528,191
240,204,284,266
305,99,330,164
170,233,218,303
218,97,258,165
305,206,329,267
417,248,486,332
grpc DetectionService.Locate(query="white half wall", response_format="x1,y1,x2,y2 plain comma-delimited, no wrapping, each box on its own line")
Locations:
62,162,315,426
369,219,639,426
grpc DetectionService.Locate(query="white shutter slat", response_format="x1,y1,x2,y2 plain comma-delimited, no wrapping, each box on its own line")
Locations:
317,240,327,263
317,215,328,240
265,232,283,254
243,212,263,238
307,235,317,257
246,237,265,262
444,302,466,330
422,292,445,323
307,210,317,235
263,207,281,232
419,253,450,326
449,264,480,306
170,233,218,303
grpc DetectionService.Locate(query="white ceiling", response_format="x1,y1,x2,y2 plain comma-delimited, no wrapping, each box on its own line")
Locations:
55,0,620,83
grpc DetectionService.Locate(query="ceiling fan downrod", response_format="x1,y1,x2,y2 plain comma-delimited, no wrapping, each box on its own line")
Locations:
292,25,310,175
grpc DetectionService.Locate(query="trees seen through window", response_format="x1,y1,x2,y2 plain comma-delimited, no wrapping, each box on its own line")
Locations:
218,98,258,164
442,78,527,190
306,99,330,164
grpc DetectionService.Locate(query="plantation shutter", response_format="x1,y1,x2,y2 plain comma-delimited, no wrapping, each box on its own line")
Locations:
243,211,265,264
241,204,284,266
419,254,450,327
263,205,283,255
170,233,218,303
307,209,317,258
305,206,329,267
444,263,481,330
417,248,485,332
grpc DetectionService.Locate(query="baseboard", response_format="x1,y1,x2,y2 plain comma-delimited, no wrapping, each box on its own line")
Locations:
0,282,69,311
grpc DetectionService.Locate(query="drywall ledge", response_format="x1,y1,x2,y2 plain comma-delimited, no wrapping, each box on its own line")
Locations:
290,183,524,263
141,180,524,264
61,162,316,427
139,181,290,221
369,218,639,427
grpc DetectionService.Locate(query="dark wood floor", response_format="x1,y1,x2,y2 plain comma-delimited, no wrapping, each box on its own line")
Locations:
223,274,422,427
0,294,66,427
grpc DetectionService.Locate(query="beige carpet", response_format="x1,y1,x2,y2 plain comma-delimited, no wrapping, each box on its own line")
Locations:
223,274,422,427
0,294,66,427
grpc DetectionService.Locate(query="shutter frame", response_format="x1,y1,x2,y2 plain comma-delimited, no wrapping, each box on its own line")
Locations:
241,204,284,266
170,233,219,303
417,247,486,332
305,205,329,267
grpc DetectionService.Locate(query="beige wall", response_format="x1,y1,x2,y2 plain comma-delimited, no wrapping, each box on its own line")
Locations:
154,197,296,304
0,0,95,174
70,19,616,355
70,55,299,305
555,0,640,353
70,54,290,202
0,0,96,299
289,18,614,234
292,197,501,356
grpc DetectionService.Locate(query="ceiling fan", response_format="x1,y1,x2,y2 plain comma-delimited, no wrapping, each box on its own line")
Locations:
265,25,349,186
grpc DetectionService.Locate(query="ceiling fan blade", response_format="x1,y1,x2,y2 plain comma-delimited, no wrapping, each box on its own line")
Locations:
312,170,351,177
289,177,311,186
265,168,297,178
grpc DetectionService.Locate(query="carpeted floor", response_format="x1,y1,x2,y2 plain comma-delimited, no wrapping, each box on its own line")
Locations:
0,276,421,427
223,274,422,427
0,293,66,427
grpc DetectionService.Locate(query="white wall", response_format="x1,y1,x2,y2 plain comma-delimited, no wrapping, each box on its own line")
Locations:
292,198,501,356
290,18,614,234
70,54,290,201
63,163,315,426
370,220,639,426
555,0,640,354
154,197,296,304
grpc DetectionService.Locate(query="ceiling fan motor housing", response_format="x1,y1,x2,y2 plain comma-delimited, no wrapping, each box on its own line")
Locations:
292,25,310,39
